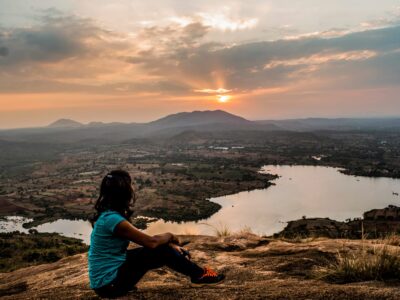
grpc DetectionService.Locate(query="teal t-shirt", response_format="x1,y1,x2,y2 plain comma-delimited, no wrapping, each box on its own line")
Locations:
88,210,129,289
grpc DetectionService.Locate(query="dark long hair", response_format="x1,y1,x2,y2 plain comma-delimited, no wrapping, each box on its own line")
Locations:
90,170,136,227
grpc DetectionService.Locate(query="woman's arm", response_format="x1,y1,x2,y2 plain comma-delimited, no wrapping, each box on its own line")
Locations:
113,220,180,248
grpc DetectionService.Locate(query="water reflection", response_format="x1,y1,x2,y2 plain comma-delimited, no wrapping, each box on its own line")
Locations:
35,219,93,244
0,216,32,233
145,165,400,237
2,165,400,245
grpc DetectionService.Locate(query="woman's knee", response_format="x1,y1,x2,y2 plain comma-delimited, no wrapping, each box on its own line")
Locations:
151,244,180,258
152,244,172,253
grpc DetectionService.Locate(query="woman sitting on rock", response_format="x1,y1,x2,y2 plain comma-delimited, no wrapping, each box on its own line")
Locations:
88,170,225,298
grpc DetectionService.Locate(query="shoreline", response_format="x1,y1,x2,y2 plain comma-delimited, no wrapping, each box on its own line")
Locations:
1,163,399,240
0,161,278,229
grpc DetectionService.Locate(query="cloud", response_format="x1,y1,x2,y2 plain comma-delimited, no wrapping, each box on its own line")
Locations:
0,8,399,100
0,46,8,56
194,88,232,94
0,12,108,66
169,12,258,32
196,13,258,31
0,10,136,92
360,6,400,30
122,24,400,96
123,22,210,79
133,21,210,53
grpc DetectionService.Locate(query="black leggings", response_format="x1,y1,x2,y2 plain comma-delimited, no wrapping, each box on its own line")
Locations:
93,244,204,298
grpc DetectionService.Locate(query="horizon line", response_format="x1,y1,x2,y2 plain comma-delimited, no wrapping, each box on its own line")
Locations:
1,110,400,131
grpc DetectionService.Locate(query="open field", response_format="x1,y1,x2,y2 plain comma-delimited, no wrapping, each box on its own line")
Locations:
1,129,400,227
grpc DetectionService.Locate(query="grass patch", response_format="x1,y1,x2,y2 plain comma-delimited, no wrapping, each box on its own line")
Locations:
201,223,261,238
380,233,400,247
238,226,254,235
200,222,232,237
214,223,232,238
315,242,400,283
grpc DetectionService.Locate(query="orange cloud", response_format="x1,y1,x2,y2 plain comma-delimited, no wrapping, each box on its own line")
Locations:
194,88,232,93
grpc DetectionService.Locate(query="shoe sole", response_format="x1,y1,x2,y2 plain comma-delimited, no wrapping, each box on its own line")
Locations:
190,278,225,288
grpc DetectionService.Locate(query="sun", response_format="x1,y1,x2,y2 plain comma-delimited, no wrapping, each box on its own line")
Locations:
217,94,231,103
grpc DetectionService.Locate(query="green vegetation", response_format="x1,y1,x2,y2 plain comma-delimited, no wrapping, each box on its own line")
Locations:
0,231,88,272
315,238,400,283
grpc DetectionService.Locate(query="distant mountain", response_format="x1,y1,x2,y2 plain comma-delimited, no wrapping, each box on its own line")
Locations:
5,111,400,145
149,110,251,129
0,110,279,143
144,110,282,137
256,117,400,131
47,119,83,128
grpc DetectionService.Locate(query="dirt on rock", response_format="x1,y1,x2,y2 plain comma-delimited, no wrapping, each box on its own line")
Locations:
1,234,399,300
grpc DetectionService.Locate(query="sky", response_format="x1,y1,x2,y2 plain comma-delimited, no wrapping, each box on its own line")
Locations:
0,0,400,128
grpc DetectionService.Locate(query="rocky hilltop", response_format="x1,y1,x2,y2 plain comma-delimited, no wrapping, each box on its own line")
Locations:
1,233,400,300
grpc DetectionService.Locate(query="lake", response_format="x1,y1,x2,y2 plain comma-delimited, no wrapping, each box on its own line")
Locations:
2,165,400,244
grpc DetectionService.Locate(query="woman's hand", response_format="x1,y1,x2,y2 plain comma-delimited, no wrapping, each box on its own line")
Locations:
169,242,184,254
169,242,190,259
169,233,181,245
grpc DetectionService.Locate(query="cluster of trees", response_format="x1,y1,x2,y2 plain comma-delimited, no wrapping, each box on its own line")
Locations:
0,231,88,272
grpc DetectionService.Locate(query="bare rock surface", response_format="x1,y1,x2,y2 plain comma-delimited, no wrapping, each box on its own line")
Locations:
1,234,399,300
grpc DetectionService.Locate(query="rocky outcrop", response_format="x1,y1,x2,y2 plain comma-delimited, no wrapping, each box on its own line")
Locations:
1,234,400,299
276,218,353,239
364,205,400,221
278,206,400,239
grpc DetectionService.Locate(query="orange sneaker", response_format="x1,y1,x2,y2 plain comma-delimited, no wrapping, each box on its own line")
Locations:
191,266,225,286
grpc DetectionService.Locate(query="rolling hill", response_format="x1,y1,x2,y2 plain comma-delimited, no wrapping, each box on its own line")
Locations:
47,119,83,128
0,110,281,143
148,110,251,128
1,110,400,144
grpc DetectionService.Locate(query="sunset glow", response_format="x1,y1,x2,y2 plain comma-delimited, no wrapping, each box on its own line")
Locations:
217,95,231,103
0,1,399,128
